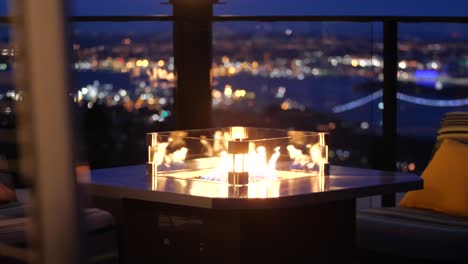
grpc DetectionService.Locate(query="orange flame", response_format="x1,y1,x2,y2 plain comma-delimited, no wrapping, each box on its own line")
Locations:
201,144,280,181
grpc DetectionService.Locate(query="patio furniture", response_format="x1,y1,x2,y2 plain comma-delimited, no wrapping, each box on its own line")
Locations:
0,200,119,263
0,173,119,263
356,112,468,263
84,164,422,264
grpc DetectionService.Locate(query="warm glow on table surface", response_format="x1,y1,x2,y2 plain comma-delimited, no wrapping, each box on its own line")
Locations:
83,165,422,209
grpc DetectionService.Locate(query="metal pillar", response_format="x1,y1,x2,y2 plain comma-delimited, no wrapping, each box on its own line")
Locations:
381,21,398,207
14,0,84,263
171,0,217,129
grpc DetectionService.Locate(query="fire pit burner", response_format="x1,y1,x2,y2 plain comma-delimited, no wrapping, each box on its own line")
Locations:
147,127,328,185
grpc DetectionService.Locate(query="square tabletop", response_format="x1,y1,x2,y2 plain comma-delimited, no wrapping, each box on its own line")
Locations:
82,164,423,210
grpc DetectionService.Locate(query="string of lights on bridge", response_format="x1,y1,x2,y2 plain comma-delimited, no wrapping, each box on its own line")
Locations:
332,90,468,113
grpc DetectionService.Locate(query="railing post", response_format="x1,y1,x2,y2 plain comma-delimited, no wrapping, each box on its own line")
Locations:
381,20,398,206
14,0,85,263
171,0,217,129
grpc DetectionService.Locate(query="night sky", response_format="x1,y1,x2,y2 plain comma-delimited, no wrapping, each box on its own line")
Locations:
0,0,468,16
1,0,468,37
70,0,468,16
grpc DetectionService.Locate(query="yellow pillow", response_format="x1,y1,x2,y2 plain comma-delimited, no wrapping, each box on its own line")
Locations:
400,139,468,218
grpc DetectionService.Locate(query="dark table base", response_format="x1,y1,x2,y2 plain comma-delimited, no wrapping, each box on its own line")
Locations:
120,198,356,264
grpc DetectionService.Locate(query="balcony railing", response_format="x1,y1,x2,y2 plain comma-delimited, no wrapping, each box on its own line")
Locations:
2,13,468,206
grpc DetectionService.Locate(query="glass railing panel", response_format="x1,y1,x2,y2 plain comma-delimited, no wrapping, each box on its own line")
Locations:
397,22,468,173
0,24,19,185
213,21,383,168
71,22,174,169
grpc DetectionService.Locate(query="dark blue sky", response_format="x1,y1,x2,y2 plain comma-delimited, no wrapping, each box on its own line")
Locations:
71,0,468,16
1,0,468,39
1,0,468,16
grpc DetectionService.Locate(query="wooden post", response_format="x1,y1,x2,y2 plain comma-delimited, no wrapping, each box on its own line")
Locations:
14,0,85,263
171,0,217,129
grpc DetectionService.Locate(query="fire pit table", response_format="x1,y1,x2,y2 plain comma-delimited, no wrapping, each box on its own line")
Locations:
82,127,423,264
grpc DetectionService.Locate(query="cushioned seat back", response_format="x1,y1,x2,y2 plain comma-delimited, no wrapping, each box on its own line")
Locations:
434,111,468,153
357,207,468,261
357,112,468,261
